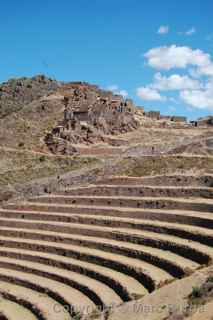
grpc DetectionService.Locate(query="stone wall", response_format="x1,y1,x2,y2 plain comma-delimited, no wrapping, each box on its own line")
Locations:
171,116,187,123
197,116,213,127
45,83,140,154
146,111,161,120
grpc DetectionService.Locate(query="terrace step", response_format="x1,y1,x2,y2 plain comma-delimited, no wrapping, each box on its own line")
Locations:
1,212,213,247
59,185,213,199
0,218,212,265
95,175,213,187
0,279,71,320
30,212,213,247
0,235,173,292
27,195,213,213
0,229,199,277
0,246,147,301
0,256,121,309
0,297,37,320
2,174,213,315
0,267,95,318
3,205,213,229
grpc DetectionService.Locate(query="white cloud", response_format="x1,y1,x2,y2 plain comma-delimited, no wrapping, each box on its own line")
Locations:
185,27,196,36
136,87,166,101
138,45,213,111
198,64,213,77
158,25,169,34
136,73,202,104
180,79,213,110
107,85,128,97
152,73,202,91
144,45,213,76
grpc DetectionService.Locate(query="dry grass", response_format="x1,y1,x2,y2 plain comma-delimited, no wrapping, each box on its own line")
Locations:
0,148,100,187
116,155,213,177
0,98,64,151
119,127,213,144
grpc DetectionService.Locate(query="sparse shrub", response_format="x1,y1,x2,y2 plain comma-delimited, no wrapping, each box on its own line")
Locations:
207,276,213,283
191,286,202,299
39,155,46,162
73,313,82,320
18,142,25,148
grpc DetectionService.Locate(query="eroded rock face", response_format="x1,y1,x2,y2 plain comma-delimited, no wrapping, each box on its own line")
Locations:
45,82,139,154
0,75,60,118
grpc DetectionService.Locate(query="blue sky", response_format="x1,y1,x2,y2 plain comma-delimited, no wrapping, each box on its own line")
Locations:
0,0,213,119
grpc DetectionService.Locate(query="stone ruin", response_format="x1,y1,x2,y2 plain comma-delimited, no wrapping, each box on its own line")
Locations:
45,82,139,154
191,116,213,128
145,111,187,123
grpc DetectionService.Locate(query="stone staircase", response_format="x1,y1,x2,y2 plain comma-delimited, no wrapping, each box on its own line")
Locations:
0,175,213,319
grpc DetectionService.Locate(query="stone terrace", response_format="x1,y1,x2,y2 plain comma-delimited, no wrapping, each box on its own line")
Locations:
0,174,213,319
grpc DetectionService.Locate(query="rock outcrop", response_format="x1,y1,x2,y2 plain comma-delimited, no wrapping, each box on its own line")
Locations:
45,82,139,154
0,75,60,118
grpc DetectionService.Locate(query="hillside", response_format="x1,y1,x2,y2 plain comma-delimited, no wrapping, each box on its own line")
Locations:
0,75,212,198
0,75,60,119
0,75,213,320
0,76,139,152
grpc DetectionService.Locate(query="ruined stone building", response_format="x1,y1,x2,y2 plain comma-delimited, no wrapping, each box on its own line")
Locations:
191,116,213,128
145,111,161,120
170,116,187,123
45,82,139,154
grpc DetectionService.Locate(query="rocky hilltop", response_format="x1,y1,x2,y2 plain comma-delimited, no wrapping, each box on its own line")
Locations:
0,76,140,154
0,75,60,118
0,75,213,320
45,82,139,154
0,74,212,195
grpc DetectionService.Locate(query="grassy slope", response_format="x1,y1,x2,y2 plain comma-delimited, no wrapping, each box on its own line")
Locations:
0,97,64,151
117,155,213,177
0,76,212,192
119,127,213,148
0,148,100,187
